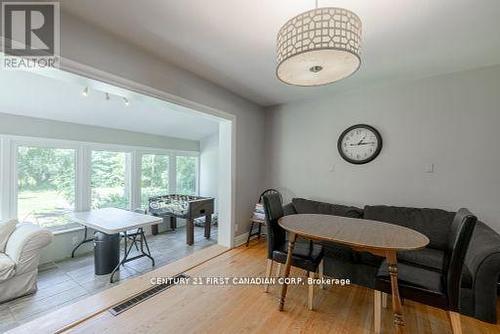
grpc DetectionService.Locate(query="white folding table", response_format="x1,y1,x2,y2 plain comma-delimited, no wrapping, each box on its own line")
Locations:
70,208,162,282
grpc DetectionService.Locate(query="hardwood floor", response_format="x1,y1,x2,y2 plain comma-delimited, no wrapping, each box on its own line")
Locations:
0,225,217,333
7,241,500,334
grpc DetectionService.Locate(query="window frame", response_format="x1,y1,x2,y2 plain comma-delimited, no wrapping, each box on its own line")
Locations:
0,134,200,231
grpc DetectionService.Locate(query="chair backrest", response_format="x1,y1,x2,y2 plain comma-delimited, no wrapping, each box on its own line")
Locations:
259,189,282,204
262,192,286,260
444,208,477,311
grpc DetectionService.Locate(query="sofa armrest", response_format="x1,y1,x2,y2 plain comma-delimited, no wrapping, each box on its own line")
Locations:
463,221,500,323
4,223,53,275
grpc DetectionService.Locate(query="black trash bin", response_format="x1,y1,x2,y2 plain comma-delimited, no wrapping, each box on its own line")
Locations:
94,232,120,275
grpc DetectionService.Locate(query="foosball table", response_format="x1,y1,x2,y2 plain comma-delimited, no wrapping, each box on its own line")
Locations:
148,194,214,245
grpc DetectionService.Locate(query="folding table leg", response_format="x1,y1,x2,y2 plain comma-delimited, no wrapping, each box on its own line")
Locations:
71,227,93,258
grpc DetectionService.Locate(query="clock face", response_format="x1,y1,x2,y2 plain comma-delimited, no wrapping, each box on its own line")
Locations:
337,124,382,164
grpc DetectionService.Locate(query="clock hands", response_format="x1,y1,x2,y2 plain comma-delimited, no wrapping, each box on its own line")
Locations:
349,141,376,146
357,135,366,145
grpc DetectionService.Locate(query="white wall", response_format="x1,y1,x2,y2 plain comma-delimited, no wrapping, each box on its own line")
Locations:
266,65,500,232
0,113,199,151
59,11,266,237
200,132,219,207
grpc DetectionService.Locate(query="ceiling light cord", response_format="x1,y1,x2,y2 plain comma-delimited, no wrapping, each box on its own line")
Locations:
315,0,318,9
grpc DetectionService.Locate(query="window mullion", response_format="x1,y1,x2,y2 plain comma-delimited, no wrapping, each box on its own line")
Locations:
169,152,177,194
130,151,141,210
76,145,91,211
0,138,14,220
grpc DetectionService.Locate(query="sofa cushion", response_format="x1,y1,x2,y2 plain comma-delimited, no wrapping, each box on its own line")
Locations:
359,252,384,267
377,260,444,293
364,205,454,250
322,241,359,263
0,253,16,281
292,198,363,218
283,203,297,216
376,260,448,309
398,248,445,272
0,219,18,252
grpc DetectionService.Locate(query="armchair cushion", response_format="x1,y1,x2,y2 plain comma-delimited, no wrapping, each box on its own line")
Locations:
0,253,16,281
0,219,18,251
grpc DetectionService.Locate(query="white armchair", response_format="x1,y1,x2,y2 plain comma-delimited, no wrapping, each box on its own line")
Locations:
0,222,52,303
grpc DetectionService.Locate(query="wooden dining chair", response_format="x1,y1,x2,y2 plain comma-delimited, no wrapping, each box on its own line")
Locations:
262,192,324,310
373,208,477,334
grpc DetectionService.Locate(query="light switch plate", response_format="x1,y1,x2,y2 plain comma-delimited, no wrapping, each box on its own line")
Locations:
425,163,434,173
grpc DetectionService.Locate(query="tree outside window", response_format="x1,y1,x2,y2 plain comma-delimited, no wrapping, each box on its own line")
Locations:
141,154,169,207
176,156,197,195
17,146,75,228
91,150,129,209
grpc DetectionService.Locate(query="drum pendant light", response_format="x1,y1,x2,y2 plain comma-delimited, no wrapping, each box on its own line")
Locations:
276,1,362,86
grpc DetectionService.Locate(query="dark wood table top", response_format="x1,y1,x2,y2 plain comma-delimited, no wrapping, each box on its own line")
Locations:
279,214,429,252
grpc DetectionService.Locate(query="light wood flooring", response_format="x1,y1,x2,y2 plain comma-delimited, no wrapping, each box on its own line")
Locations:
6,240,500,334
10,240,500,334
0,225,217,333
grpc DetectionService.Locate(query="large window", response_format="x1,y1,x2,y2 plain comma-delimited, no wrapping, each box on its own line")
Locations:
3,136,200,230
176,156,198,195
141,154,169,206
17,146,75,228
91,150,129,209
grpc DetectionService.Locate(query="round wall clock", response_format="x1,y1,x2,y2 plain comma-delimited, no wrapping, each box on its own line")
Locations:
337,124,382,164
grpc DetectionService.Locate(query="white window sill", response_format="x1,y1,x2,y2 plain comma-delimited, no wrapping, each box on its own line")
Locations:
50,225,85,236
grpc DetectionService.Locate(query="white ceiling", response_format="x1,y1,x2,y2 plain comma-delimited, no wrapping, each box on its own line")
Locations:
61,0,500,106
0,70,220,140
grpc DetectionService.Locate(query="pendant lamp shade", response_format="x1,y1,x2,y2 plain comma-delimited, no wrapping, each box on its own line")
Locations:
276,7,362,86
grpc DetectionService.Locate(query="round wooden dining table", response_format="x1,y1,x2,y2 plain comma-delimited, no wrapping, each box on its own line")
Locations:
278,214,429,334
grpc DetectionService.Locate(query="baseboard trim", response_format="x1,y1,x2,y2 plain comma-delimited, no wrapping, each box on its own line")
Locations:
233,231,266,247
233,232,249,247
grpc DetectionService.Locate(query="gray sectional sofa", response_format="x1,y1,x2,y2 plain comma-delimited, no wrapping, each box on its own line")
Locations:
282,198,500,323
